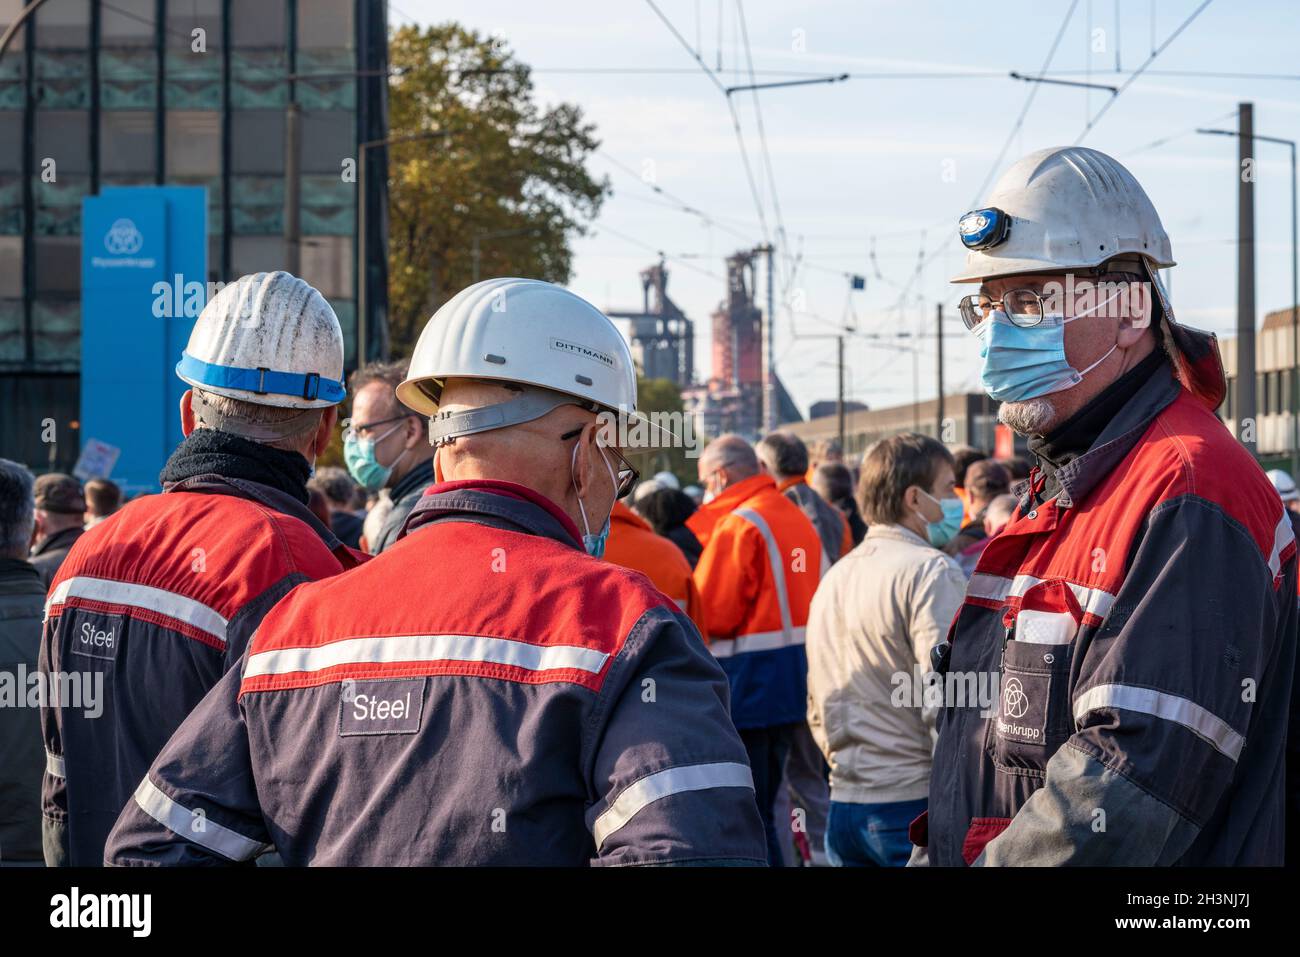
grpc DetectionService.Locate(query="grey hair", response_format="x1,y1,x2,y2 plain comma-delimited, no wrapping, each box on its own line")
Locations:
0,458,36,558
193,387,324,453
700,434,759,479
997,398,1057,437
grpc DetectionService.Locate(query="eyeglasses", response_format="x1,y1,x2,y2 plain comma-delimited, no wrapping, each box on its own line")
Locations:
343,412,415,442
957,288,1051,330
561,427,640,499
958,272,1147,331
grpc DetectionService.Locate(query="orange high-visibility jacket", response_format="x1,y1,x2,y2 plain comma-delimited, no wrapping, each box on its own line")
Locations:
688,474,822,729
605,501,708,638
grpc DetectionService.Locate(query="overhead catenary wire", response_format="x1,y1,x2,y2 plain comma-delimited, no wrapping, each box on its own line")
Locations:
590,221,727,282
1074,0,1215,144
595,150,757,245
971,0,1080,206
643,0,770,242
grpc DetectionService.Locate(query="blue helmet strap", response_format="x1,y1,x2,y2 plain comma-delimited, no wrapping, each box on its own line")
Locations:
191,388,324,443
176,352,346,405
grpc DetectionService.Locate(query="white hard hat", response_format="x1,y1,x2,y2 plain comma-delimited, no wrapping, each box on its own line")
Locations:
951,147,1174,283
1267,469,1299,503
632,478,665,502
396,278,639,445
177,271,345,409
652,470,680,491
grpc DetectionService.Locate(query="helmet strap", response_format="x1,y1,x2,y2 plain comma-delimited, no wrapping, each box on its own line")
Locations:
191,389,323,443
428,383,600,448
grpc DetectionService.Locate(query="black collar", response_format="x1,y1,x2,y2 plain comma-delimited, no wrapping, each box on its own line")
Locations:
404,485,583,551
1015,356,1181,510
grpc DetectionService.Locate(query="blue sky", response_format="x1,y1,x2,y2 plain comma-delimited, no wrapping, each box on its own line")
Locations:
397,0,1300,417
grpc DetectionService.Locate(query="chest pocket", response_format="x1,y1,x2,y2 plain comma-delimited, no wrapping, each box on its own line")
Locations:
985,579,1081,776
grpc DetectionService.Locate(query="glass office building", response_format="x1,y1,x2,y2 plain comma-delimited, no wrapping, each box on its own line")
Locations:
0,0,389,470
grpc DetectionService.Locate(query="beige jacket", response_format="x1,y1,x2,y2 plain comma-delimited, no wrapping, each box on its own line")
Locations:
806,523,967,804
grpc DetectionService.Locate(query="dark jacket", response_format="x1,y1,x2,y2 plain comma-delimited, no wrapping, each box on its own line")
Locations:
105,481,766,866
926,354,1298,866
944,519,987,559
30,526,84,592
666,524,703,568
331,510,364,550
40,474,361,866
0,558,45,862
371,458,436,553
780,477,849,566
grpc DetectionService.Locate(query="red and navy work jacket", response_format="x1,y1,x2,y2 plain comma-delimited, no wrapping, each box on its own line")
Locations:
39,475,360,867
105,481,767,866
925,357,1299,865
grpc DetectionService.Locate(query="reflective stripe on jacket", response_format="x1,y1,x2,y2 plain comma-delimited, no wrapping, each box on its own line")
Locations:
605,501,708,638
689,474,823,729
928,361,1298,866
105,481,766,866
39,475,358,866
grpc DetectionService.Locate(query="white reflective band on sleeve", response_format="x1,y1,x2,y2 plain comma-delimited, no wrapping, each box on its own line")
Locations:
708,626,806,659
675,598,689,612
45,751,65,778
1268,510,1295,578
966,572,1115,620
592,762,755,851
45,576,228,644
133,777,270,862
245,632,609,679
1073,683,1245,762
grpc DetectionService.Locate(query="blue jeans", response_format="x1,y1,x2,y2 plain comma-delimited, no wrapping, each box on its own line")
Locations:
825,797,927,867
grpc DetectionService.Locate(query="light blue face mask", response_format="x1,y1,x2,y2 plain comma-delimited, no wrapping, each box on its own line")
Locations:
571,441,617,558
917,489,964,548
974,290,1122,402
343,421,408,493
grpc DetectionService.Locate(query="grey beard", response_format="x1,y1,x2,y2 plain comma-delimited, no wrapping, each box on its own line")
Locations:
998,397,1057,436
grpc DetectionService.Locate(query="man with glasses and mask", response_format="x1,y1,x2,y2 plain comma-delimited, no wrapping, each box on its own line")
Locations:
344,361,438,554
106,278,766,867
917,147,1298,867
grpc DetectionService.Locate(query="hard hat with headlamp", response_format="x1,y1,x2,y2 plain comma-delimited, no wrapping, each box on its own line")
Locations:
950,146,1226,411
951,146,1174,284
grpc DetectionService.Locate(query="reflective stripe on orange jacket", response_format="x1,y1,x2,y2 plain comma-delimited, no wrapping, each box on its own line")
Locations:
605,501,708,638
688,474,822,729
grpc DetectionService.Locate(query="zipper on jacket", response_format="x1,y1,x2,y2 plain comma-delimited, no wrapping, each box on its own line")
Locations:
1000,609,1017,671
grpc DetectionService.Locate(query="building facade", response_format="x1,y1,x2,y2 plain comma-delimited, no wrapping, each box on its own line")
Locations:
1218,305,1300,467
0,0,388,472
783,391,1013,461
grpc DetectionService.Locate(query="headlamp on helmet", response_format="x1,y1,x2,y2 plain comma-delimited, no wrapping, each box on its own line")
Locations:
958,207,1011,250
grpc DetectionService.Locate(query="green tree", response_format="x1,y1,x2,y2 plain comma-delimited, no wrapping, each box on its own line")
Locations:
386,24,609,356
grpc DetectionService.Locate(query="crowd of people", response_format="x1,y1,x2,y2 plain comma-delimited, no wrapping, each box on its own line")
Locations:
0,144,1297,868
